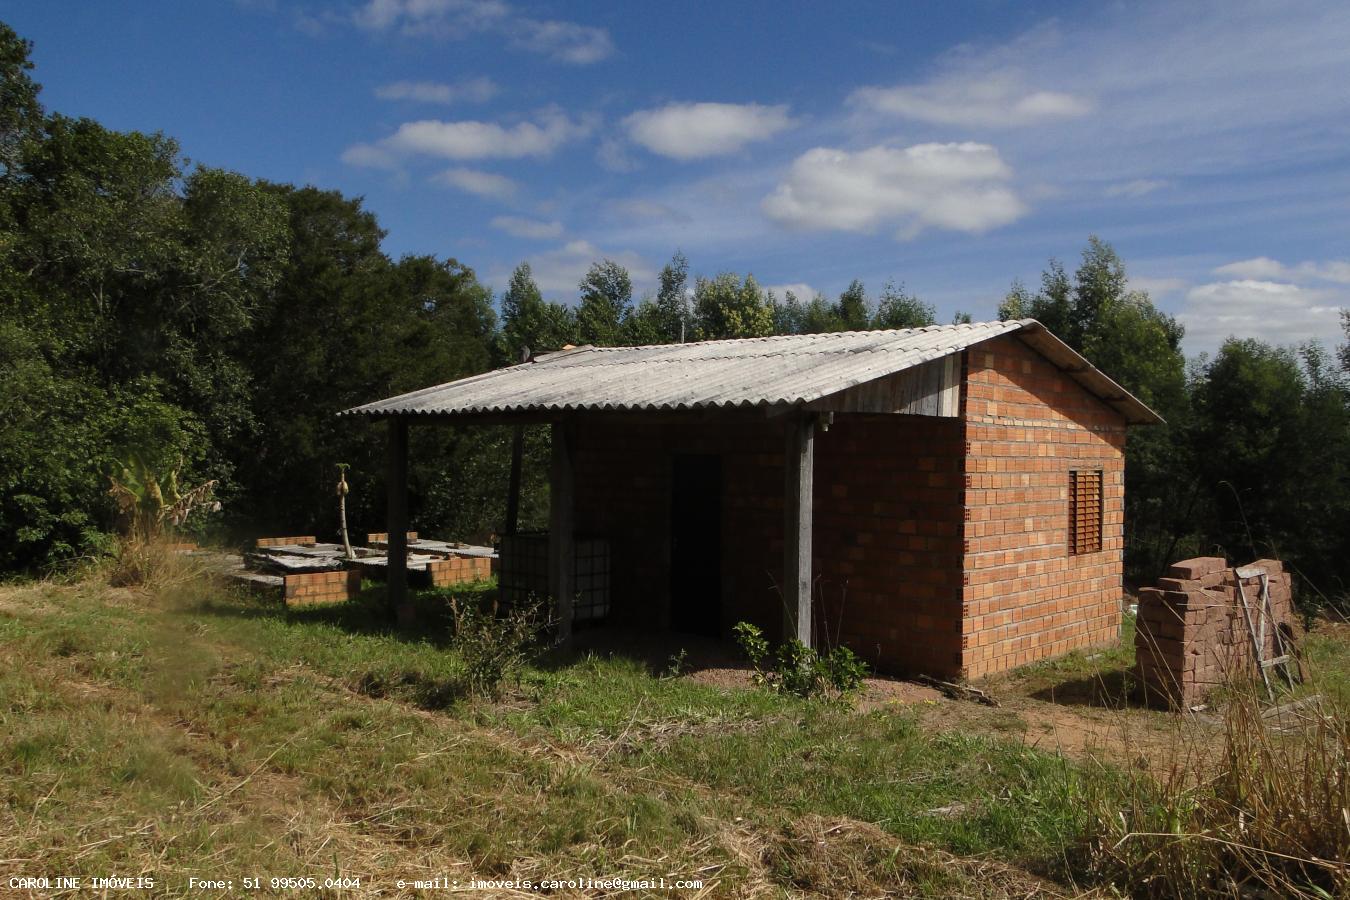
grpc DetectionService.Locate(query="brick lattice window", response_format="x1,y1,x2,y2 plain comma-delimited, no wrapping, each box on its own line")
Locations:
1069,469,1103,555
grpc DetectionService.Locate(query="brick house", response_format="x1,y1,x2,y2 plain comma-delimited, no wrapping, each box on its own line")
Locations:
347,320,1160,679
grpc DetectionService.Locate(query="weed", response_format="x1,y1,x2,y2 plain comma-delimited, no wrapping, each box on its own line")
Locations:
663,647,688,678
447,593,549,700
733,621,868,699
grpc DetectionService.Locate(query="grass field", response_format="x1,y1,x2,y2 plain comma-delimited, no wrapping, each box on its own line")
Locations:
1,572,1346,897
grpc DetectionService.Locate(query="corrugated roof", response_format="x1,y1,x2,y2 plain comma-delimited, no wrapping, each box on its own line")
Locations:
343,319,1162,425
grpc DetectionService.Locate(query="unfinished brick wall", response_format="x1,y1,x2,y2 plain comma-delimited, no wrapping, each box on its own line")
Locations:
812,415,966,676
570,413,966,675
961,336,1127,678
427,554,492,587
1135,557,1296,705
572,418,784,634
283,569,362,605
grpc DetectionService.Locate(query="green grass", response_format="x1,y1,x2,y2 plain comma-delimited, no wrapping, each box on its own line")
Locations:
1302,619,1350,705
3,578,1346,896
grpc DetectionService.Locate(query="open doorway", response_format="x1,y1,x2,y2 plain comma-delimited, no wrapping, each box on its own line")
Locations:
670,454,722,636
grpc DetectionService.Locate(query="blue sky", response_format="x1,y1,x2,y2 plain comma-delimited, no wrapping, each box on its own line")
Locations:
8,0,1350,354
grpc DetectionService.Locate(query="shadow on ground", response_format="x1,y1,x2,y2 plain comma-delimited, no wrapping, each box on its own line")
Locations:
1026,667,1151,709
190,580,754,677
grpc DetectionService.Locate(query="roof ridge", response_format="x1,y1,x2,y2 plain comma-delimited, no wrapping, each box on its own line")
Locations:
576,319,1015,354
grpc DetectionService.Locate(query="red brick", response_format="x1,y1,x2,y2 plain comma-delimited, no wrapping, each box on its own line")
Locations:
1167,556,1226,579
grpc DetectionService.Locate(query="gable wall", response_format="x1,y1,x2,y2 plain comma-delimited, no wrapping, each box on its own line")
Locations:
961,336,1127,678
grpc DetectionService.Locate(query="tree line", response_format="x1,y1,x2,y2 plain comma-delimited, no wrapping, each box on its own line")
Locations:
496,253,944,361
1,22,1347,605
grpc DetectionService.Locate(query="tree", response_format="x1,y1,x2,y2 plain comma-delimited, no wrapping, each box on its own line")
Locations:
771,289,805,334
998,279,1033,321
1187,340,1348,588
0,21,41,185
1340,309,1349,373
622,297,668,346
692,272,775,340
1004,237,1189,581
576,258,632,347
653,250,690,342
498,262,575,361
873,280,936,329
836,279,870,331
1002,259,1073,336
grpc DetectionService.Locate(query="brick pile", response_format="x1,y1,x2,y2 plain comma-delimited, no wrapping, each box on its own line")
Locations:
1135,556,1296,705
367,532,419,545
428,554,492,587
283,569,362,606
256,535,317,548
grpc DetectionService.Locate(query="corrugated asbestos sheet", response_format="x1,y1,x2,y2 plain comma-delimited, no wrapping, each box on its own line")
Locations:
343,319,1162,425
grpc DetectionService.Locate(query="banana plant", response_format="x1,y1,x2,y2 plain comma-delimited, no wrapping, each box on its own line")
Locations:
108,454,219,538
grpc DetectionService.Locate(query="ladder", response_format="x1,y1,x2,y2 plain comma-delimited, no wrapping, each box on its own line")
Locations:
1233,565,1295,700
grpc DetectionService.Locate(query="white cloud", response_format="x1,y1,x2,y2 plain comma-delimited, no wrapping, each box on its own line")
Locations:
1212,257,1289,281
374,77,499,104
1106,178,1171,198
624,102,794,161
763,283,818,301
351,0,612,63
490,215,563,239
353,0,509,34
907,7,1350,186
849,69,1092,128
763,142,1026,238
432,167,518,199
510,19,613,64
499,239,657,297
340,142,400,170
1178,279,1344,349
606,198,689,223
1214,257,1350,285
347,108,590,165
1310,261,1350,284
596,136,638,172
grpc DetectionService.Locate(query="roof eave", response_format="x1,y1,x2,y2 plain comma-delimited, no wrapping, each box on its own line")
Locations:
1010,320,1165,426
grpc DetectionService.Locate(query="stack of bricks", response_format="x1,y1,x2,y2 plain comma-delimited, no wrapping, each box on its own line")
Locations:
256,535,317,548
283,569,362,606
366,532,418,545
1135,556,1296,705
428,554,492,587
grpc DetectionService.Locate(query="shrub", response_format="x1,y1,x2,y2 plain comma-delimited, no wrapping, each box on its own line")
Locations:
447,594,549,700
733,621,868,700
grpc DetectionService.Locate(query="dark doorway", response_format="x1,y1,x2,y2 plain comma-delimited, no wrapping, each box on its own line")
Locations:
670,454,722,635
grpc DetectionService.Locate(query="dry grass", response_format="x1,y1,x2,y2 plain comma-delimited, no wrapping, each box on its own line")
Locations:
0,576,1076,898
2,576,1348,897
100,531,211,592
1078,675,1348,897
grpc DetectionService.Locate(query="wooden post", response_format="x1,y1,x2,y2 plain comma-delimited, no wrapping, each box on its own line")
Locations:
783,413,814,646
387,417,411,625
504,425,524,535
504,349,529,537
548,421,575,649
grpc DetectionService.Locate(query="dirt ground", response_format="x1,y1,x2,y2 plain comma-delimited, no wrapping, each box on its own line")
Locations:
683,662,1199,767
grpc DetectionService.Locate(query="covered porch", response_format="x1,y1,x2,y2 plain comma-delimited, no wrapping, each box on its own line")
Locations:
379,408,833,653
